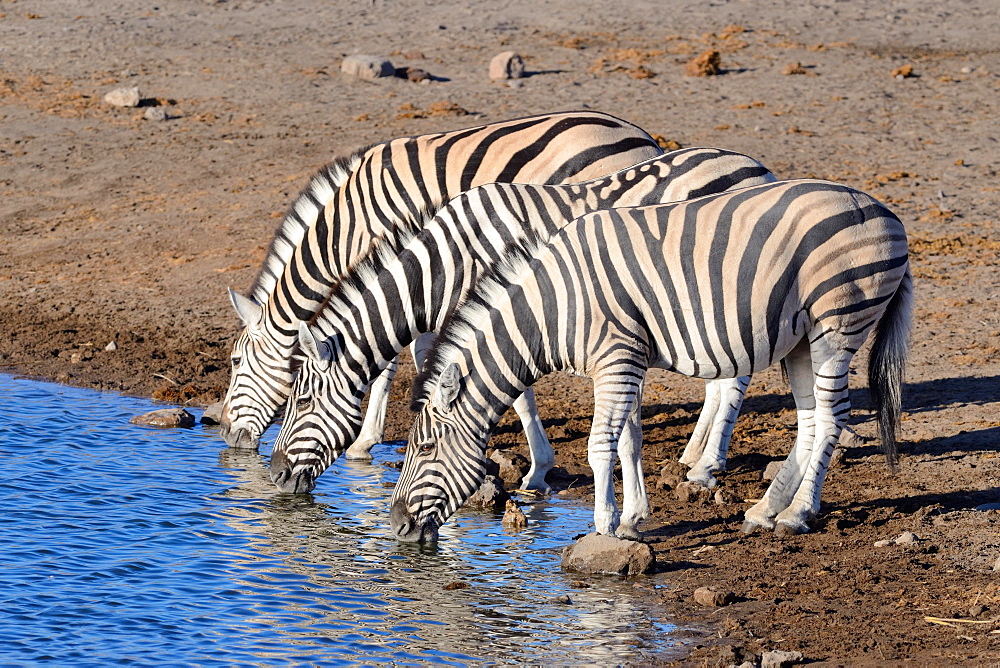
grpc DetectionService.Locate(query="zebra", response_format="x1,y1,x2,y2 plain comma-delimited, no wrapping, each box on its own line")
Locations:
220,111,665,455
270,148,777,523
390,179,912,542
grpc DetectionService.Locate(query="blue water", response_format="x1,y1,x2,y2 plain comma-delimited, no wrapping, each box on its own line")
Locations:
0,375,686,665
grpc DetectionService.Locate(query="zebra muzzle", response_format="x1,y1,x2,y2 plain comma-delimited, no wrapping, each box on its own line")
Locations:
269,449,317,494
390,500,439,543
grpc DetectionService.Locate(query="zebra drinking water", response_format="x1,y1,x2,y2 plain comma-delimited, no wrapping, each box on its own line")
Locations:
391,180,912,542
270,148,776,523
220,111,664,454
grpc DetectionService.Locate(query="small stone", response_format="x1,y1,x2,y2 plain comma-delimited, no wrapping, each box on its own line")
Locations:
993,555,1000,572
405,67,431,83
341,55,395,80
895,531,919,545
464,474,510,511
104,340,118,352
130,408,195,428
568,580,590,588
969,605,986,618
714,489,733,505
874,539,893,548
443,581,469,590
685,50,721,77
489,449,530,486
829,446,846,468
761,649,804,668
549,594,572,604
143,107,168,121
974,502,1000,511
657,461,686,490
692,586,733,607
561,532,656,575
891,63,915,79
489,51,525,80
502,499,527,529
200,401,223,425
104,86,141,107
763,460,784,481
675,480,712,504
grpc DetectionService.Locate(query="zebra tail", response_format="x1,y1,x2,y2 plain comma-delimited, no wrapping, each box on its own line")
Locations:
867,264,913,474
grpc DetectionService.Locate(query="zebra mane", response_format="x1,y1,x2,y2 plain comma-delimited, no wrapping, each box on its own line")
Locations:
247,144,375,303
307,202,440,331
410,229,549,412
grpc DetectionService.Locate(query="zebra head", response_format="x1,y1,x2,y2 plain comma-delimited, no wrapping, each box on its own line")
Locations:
269,322,365,494
220,288,294,451
390,364,489,543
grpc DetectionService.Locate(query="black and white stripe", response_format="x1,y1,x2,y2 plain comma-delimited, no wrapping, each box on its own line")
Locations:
219,111,664,451
270,148,776,511
391,179,912,542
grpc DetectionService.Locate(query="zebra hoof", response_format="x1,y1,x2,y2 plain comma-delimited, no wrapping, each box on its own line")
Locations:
344,441,377,461
774,520,810,537
740,518,774,534
615,526,643,541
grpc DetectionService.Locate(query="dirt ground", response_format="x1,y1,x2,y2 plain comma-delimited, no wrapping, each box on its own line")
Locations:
2,0,999,664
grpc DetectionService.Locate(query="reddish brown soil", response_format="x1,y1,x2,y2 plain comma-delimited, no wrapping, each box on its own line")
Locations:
2,2,998,664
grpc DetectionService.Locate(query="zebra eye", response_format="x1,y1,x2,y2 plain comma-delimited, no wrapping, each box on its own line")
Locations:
295,396,311,410
417,442,435,456
231,356,242,368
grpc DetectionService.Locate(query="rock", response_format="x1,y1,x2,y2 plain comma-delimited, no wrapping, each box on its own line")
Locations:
502,499,527,529
892,63,916,79
105,340,118,352
569,580,590,589
692,586,733,607
969,605,986,618
549,594,572,604
874,539,893,548
895,531,919,545
974,502,1000,511
402,67,431,83
763,460,784,481
838,426,871,448
341,55,395,80
130,408,195,428
464,474,509,511
143,107,168,121
994,555,1000,572
104,86,141,107
489,51,525,80
684,49,721,77
657,460,686,490
561,532,655,575
489,449,530,487
829,446,847,468
200,401,223,425
714,489,733,505
761,649,804,667
443,581,469,590
675,480,712,504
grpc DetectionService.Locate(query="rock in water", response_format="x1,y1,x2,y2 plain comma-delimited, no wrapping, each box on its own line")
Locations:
561,533,655,575
464,475,510,511
200,402,224,425
341,55,395,80
130,408,195,428
104,86,141,107
501,499,527,529
489,51,525,80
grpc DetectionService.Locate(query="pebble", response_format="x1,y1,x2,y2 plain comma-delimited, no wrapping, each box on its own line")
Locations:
501,499,527,529
489,51,525,80
489,449,530,486
875,531,920,547
104,340,118,352
675,480,712,504
443,581,469,591
549,594,572,604
341,55,394,80
129,408,195,428
104,86,141,107
761,649,804,667
200,401,223,425
143,107,168,121
692,586,733,607
762,460,784,481
464,474,509,511
993,555,1000,572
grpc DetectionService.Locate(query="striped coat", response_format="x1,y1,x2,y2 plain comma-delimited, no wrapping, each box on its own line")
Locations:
392,180,912,542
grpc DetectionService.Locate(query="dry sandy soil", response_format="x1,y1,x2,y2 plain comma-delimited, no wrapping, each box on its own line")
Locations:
2,0,999,664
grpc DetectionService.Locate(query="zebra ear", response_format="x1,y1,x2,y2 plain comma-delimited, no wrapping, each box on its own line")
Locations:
297,321,334,367
228,288,263,331
433,363,461,411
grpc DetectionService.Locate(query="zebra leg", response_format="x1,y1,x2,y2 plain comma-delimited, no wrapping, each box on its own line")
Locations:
773,350,852,535
685,376,750,488
743,342,816,532
588,370,644,537
345,356,400,460
616,379,650,540
511,388,555,493
678,379,721,466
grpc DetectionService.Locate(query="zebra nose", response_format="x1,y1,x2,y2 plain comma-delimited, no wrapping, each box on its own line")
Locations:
270,449,316,493
223,426,260,451
390,499,416,540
